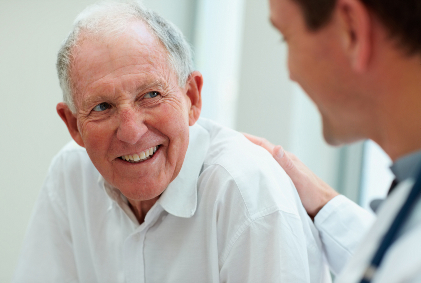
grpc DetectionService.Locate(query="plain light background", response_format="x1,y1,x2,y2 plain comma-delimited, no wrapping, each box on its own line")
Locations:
0,0,392,281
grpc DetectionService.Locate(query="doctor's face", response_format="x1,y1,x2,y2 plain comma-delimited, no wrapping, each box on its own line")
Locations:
66,22,198,201
269,0,367,145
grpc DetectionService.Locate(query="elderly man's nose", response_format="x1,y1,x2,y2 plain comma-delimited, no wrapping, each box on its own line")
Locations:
116,112,147,144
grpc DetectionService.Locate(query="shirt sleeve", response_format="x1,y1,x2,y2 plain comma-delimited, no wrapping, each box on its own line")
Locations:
314,195,376,275
12,155,78,283
219,211,312,283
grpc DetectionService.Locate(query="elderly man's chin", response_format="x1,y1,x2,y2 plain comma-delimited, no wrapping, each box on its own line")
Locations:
96,144,185,201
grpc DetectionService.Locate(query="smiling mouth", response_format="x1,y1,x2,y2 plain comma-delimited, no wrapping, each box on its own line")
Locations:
119,145,160,163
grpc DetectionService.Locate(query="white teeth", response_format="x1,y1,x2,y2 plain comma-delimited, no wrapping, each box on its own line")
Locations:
121,146,159,163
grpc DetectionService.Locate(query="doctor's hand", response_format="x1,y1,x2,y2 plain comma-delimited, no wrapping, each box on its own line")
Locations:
244,133,339,219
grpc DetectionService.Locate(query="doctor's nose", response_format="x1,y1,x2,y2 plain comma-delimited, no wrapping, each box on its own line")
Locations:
116,109,148,144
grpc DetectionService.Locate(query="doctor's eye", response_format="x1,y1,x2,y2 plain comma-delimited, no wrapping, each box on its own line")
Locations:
144,91,161,99
92,102,111,112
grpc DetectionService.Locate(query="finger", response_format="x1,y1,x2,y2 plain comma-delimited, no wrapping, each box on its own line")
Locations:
243,133,275,153
273,146,297,175
243,133,262,144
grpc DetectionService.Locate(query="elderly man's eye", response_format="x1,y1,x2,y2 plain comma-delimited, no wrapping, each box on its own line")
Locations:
92,102,111,112
144,91,160,99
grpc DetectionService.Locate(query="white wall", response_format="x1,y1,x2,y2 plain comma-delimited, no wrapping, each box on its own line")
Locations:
194,0,245,128
0,1,196,281
235,0,343,189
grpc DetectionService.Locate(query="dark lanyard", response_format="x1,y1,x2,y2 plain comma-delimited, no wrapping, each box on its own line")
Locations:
360,167,421,283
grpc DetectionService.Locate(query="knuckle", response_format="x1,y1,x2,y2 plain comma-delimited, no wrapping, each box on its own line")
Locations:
285,156,295,171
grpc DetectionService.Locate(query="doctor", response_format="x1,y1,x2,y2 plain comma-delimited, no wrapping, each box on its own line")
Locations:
248,0,421,282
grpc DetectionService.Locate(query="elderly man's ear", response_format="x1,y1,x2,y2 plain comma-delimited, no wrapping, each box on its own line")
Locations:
185,71,203,126
56,103,85,148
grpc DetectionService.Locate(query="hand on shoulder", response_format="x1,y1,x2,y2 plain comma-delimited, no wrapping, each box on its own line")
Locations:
244,133,339,219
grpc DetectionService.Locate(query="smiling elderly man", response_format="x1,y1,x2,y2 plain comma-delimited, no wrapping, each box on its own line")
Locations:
13,1,329,283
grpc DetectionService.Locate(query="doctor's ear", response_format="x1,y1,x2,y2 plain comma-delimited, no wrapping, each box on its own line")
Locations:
56,102,85,148
184,71,203,126
336,0,372,72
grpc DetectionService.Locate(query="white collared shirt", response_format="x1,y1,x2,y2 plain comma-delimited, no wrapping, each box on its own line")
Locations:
314,195,376,275
315,185,421,282
13,118,330,283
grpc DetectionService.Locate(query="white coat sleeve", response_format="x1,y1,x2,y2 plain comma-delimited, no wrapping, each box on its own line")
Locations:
12,155,78,283
314,195,376,275
219,211,312,283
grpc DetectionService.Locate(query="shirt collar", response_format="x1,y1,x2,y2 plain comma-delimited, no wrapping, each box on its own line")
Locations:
97,121,210,219
158,122,210,218
391,149,421,182
96,173,140,226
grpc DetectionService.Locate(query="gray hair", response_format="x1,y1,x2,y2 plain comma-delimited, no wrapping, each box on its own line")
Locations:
56,0,194,113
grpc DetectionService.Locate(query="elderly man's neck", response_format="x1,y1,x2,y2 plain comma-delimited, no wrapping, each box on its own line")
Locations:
128,197,160,224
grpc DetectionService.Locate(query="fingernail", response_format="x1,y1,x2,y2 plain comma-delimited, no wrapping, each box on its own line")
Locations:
275,146,284,159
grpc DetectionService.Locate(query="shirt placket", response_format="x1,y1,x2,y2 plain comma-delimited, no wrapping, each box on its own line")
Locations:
123,204,163,283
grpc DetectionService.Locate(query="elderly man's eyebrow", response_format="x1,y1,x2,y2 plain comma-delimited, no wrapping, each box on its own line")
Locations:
80,80,166,109
81,95,113,109
135,80,165,93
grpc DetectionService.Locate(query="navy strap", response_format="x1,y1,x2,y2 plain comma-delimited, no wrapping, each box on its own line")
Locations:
387,178,399,195
360,167,421,283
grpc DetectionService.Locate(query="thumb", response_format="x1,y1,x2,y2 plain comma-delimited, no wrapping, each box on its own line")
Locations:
273,146,296,175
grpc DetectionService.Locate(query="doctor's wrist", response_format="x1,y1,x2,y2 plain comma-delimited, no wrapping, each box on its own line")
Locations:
308,190,339,220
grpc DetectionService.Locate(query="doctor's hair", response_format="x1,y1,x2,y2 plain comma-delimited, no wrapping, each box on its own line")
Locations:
291,0,421,56
56,0,194,113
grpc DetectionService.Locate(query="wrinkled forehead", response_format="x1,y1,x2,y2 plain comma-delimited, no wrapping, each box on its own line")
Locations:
69,21,172,97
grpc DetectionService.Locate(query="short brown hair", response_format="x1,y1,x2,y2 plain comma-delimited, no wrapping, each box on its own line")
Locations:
292,0,421,55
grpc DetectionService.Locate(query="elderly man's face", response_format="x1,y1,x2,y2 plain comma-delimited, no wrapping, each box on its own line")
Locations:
58,22,202,201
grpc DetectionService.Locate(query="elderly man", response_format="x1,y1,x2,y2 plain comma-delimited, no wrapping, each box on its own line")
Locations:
13,1,330,283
